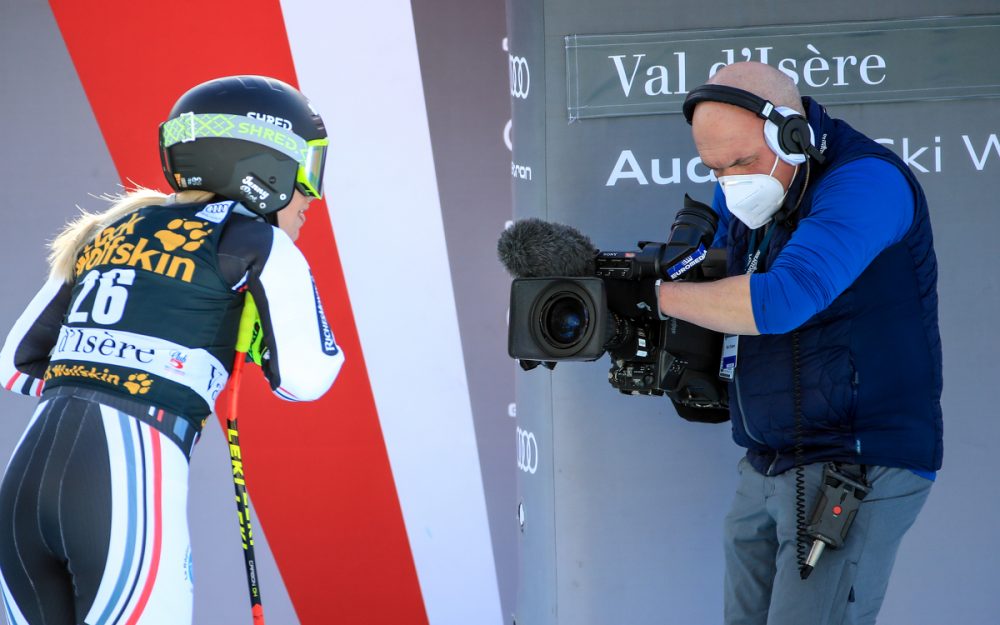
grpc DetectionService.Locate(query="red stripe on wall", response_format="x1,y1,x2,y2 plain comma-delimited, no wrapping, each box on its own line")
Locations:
46,2,427,624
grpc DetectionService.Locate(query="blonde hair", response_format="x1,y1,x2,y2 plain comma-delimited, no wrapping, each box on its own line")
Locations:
48,187,214,282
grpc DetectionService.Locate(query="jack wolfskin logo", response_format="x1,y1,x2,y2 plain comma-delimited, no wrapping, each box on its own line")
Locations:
154,219,213,252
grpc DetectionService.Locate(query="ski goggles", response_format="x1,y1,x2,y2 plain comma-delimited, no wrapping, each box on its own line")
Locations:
161,112,329,199
295,138,328,199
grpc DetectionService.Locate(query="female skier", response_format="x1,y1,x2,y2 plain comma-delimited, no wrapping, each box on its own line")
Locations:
0,75,344,625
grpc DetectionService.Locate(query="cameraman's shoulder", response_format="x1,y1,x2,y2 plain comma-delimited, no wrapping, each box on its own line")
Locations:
818,157,911,200
813,158,913,243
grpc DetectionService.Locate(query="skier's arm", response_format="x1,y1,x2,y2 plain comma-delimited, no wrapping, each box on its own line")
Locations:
0,278,73,396
219,217,344,401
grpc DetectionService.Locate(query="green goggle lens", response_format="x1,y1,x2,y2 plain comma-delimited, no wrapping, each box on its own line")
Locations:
296,138,328,199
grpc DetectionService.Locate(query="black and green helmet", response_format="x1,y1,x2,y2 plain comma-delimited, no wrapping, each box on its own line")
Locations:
159,75,328,215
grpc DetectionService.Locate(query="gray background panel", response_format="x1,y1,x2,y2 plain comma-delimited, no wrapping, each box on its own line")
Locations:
509,2,1000,624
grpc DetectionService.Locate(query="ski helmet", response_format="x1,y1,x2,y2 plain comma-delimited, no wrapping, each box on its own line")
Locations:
159,75,328,215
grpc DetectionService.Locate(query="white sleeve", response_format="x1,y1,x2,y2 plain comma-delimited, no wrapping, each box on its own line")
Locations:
252,228,344,401
0,277,70,397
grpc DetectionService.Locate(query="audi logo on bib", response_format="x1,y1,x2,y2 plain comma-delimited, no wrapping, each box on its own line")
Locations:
516,426,538,474
509,54,530,99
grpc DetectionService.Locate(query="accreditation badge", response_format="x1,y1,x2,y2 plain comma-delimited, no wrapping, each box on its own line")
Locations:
719,333,739,380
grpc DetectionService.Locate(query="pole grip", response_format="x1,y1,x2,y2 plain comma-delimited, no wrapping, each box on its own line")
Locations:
235,293,259,354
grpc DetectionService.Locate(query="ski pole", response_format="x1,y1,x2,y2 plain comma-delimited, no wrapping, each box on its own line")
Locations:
229,293,265,625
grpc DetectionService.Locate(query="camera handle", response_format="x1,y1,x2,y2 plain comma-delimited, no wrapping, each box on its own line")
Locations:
518,359,557,371
800,463,872,580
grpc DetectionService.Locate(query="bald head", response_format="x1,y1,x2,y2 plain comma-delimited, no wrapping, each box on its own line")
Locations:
707,62,803,114
688,62,802,191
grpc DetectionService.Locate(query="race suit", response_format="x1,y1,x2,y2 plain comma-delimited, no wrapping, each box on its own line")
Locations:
0,199,343,625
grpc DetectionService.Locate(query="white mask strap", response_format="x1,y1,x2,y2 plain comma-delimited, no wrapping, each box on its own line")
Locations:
767,154,780,177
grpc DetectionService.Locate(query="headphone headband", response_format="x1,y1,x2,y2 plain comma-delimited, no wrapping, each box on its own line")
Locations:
682,85,781,126
682,84,824,164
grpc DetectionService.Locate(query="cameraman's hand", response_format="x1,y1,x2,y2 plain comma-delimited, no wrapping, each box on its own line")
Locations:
605,279,662,319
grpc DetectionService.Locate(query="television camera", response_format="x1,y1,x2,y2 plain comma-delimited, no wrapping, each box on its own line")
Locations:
499,195,730,423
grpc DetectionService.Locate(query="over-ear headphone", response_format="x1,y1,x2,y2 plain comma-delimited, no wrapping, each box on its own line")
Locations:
682,84,824,165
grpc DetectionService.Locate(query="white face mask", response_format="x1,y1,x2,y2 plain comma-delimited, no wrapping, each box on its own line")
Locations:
717,155,791,230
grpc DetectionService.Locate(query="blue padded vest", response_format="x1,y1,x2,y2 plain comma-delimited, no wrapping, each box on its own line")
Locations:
726,97,943,475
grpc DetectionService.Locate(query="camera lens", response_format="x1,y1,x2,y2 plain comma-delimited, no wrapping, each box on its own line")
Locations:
542,294,589,347
517,279,605,360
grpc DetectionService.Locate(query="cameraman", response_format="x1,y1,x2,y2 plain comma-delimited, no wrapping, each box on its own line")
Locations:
656,62,941,624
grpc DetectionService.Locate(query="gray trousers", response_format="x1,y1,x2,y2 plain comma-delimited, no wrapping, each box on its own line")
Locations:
723,457,932,625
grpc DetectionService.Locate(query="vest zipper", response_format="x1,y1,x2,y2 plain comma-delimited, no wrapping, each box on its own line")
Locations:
734,372,765,446
766,452,781,476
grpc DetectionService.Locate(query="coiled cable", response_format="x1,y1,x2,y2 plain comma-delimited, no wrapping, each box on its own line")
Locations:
793,331,807,574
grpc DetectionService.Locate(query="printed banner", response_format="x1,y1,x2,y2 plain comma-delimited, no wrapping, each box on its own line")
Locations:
566,15,1000,120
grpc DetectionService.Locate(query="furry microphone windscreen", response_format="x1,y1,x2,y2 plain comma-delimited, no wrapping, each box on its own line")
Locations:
497,218,597,278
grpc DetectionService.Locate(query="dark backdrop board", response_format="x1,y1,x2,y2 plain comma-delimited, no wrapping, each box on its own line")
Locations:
506,2,1000,624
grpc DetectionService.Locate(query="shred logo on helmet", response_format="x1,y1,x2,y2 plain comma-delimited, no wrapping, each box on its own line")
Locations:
159,75,329,215
247,111,292,130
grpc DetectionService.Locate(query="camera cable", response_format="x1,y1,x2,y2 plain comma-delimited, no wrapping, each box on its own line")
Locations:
792,330,809,578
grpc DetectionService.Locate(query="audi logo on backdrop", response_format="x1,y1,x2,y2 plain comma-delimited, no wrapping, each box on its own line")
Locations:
516,426,538,474
509,54,530,99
